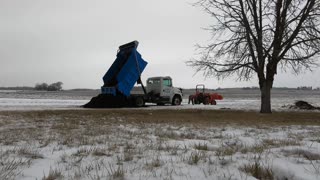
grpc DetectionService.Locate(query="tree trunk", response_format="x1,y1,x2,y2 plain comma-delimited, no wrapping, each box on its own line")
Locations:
260,80,272,113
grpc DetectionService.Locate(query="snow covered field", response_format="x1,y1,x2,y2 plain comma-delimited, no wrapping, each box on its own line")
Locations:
0,110,320,180
0,89,320,111
0,90,320,179
0,90,93,111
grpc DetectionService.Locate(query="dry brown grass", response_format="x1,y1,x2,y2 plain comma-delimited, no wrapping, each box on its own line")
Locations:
1,109,320,127
0,109,319,152
240,161,274,180
1,109,319,179
42,168,63,180
282,149,320,161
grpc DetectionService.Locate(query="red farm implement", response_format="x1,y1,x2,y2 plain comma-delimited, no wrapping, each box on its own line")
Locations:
188,84,223,105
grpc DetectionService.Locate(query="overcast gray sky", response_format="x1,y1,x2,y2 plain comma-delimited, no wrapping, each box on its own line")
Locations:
0,0,319,89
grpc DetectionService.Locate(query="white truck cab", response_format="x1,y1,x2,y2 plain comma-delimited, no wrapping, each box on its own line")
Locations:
145,76,182,105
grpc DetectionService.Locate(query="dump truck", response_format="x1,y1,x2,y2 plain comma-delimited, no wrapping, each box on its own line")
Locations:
83,41,183,108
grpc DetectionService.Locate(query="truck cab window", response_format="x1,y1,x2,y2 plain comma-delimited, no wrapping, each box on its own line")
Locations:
163,79,172,87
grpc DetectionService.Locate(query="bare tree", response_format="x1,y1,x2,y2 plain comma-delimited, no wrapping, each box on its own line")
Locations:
187,0,320,113
35,83,48,91
48,82,63,91
35,82,63,91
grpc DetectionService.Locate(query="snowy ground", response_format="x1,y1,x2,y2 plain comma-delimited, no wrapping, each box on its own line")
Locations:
0,89,320,111
1,96,320,111
0,110,320,180
0,90,320,179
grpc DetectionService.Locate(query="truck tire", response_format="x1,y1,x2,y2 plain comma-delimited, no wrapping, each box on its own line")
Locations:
172,95,181,106
134,96,145,107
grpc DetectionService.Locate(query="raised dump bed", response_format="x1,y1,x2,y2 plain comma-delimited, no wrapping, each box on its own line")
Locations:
101,41,147,96
83,41,148,108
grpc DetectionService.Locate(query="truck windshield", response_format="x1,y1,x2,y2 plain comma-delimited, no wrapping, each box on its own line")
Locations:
147,79,160,85
163,79,172,87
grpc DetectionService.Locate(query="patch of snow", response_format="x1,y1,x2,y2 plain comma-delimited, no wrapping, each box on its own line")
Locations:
0,98,87,111
1,118,319,179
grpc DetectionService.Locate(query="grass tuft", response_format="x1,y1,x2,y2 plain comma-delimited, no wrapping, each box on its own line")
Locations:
17,147,44,159
106,164,125,180
91,147,108,156
262,138,300,148
42,168,63,180
240,161,274,180
188,151,205,165
0,158,30,179
282,149,320,160
194,142,208,151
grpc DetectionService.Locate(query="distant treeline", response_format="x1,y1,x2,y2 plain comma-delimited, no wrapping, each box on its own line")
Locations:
35,82,63,91
0,82,64,91
242,87,293,90
0,86,34,90
1,85,319,91
297,86,313,90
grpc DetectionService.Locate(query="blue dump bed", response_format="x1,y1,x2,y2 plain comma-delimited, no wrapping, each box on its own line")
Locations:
101,41,148,97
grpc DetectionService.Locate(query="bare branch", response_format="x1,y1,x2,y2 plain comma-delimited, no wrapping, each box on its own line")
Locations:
189,0,320,83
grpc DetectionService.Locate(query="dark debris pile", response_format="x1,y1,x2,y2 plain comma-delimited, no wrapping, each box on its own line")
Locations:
82,94,132,108
283,100,320,110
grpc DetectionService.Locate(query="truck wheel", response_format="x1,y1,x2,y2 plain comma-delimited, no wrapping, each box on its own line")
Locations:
172,95,181,106
135,96,145,107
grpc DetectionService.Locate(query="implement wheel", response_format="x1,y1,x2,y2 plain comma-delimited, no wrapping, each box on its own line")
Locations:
211,100,217,105
203,97,210,105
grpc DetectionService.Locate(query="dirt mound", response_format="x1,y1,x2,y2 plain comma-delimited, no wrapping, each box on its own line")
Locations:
287,100,320,110
83,94,134,108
